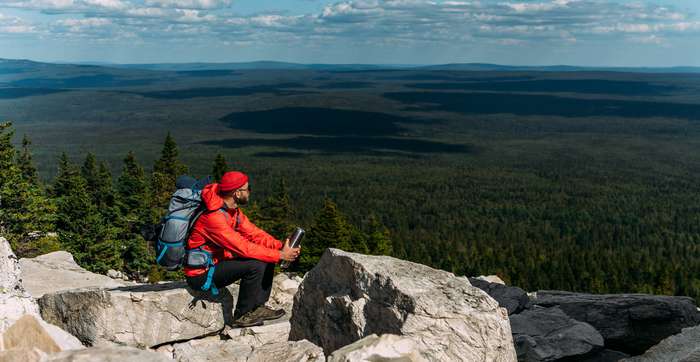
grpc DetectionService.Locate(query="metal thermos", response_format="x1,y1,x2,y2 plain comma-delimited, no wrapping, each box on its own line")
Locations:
280,227,305,269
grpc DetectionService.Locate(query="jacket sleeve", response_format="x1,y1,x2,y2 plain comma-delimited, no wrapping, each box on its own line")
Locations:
202,211,281,263
237,211,284,250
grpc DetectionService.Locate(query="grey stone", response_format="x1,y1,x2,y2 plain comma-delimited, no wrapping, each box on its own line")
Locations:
510,306,604,361
38,282,239,348
289,248,516,361
2,314,84,353
226,320,290,347
622,325,700,362
327,334,428,362
170,337,323,362
469,277,531,315
0,236,40,333
20,251,124,299
47,345,173,362
532,290,700,355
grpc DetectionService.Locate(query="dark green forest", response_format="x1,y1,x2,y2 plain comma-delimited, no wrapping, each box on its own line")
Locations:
1,63,700,303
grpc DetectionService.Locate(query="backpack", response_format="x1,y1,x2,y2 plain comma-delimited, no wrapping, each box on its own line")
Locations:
155,175,211,271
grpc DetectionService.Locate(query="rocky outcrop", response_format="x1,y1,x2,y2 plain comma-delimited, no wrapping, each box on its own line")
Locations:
227,320,291,347
0,236,40,333
510,306,604,361
38,282,238,348
469,277,531,315
166,336,324,362
1,314,83,353
327,334,427,362
38,272,300,349
48,345,173,361
289,248,516,361
532,290,700,355
19,251,124,299
267,273,302,316
622,325,700,362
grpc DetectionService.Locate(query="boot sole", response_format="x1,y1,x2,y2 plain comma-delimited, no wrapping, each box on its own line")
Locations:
232,320,264,328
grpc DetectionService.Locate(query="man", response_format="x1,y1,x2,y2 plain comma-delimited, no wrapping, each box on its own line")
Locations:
185,171,300,327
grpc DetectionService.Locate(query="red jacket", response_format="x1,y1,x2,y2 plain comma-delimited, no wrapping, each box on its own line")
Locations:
184,183,282,277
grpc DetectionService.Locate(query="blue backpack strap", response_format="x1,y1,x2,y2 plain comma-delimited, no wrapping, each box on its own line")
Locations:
193,247,219,296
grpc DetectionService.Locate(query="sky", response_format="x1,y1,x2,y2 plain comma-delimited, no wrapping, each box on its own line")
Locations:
0,0,699,66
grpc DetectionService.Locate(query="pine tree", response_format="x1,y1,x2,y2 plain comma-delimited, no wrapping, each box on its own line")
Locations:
152,133,187,211
0,123,55,255
212,153,228,182
17,134,38,185
55,155,121,273
117,151,155,279
366,214,393,256
300,198,352,271
259,178,293,240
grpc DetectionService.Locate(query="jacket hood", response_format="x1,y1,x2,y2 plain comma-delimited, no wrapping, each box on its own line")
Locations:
201,183,225,211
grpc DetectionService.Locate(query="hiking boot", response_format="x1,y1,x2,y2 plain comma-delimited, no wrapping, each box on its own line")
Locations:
254,305,285,321
232,309,264,328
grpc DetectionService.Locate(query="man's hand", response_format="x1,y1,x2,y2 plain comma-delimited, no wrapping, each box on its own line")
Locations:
280,238,301,262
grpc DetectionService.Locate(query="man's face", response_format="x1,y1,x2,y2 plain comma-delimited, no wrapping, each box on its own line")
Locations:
235,182,251,205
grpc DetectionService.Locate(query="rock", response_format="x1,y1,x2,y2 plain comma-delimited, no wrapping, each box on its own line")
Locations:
622,325,700,362
47,345,173,361
227,320,291,347
172,335,252,362
532,290,700,355
289,248,516,361
469,277,531,315
170,337,324,362
510,306,604,361
476,275,506,285
0,236,40,333
0,347,47,362
327,334,427,362
244,340,324,362
107,270,123,280
2,314,84,353
578,349,630,362
267,273,301,316
38,282,239,348
20,251,124,298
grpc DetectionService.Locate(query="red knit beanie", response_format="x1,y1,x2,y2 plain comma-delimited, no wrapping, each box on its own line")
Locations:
219,171,248,192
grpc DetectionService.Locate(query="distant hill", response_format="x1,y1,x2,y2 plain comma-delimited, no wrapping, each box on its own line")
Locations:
416,63,700,73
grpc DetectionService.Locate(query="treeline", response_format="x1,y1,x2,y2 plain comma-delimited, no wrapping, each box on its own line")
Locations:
0,122,391,281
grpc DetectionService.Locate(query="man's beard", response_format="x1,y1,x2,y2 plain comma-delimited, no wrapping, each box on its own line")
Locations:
235,195,249,205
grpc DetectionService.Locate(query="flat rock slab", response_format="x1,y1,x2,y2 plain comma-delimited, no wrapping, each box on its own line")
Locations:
169,337,324,362
47,345,173,362
510,306,604,362
289,248,516,361
20,251,124,299
532,290,700,355
39,282,239,348
327,334,427,362
622,325,700,362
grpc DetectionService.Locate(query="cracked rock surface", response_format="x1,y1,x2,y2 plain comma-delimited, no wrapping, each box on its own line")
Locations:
288,248,516,361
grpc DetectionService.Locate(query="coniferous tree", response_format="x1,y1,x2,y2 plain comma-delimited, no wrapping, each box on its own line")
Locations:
117,151,153,279
152,133,187,212
17,134,38,185
366,214,393,256
300,198,352,271
0,123,55,255
81,153,118,219
55,155,121,273
259,178,293,240
212,153,228,182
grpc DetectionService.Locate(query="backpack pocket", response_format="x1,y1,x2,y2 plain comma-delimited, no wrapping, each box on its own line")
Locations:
156,240,186,271
186,249,212,268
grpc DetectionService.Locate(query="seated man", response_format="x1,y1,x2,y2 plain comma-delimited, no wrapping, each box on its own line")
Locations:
185,171,300,327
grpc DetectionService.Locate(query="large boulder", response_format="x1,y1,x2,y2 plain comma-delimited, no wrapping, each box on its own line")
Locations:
1,314,83,353
327,334,427,362
469,277,531,315
19,251,124,299
38,282,239,348
168,337,324,362
510,306,604,361
38,272,300,349
0,236,40,332
47,345,173,361
289,248,516,361
622,325,700,362
532,291,700,355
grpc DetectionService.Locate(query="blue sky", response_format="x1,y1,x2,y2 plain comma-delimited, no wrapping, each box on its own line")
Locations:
0,0,699,66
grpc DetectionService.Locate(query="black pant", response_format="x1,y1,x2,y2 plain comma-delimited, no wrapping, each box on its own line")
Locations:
186,258,275,318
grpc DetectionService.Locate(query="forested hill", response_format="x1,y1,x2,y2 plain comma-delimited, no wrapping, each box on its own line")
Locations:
1,62,700,303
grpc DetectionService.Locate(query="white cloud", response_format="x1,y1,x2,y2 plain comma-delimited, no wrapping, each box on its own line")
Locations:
144,0,232,10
